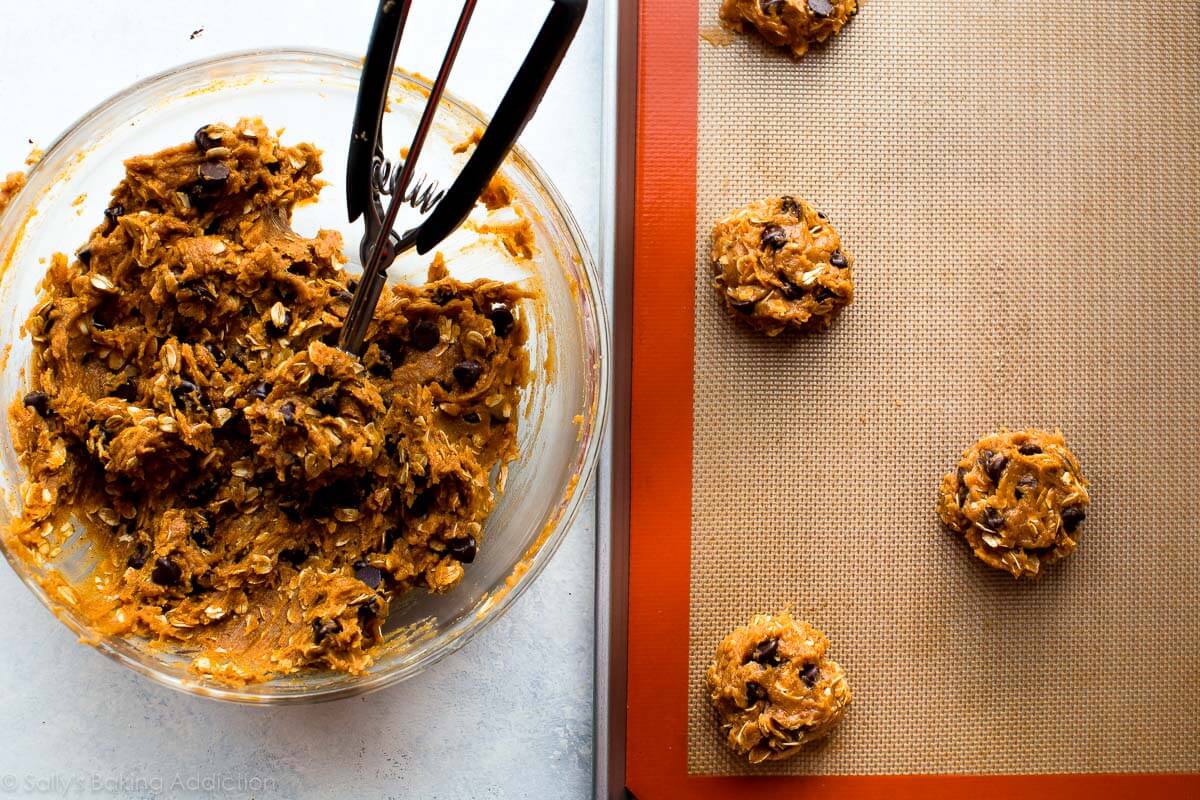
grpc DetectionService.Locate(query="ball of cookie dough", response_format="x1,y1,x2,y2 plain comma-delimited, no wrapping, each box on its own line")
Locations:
706,611,851,764
938,429,1091,578
711,196,854,336
719,0,860,59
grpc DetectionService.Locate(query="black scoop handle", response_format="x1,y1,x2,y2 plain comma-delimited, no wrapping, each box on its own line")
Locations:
414,0,587,254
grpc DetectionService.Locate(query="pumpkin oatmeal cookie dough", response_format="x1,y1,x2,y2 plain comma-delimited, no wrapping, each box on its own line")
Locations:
6,119,532,685
711,196,854,336
706,611,851,764
719,0,860,59
938,429,1091,578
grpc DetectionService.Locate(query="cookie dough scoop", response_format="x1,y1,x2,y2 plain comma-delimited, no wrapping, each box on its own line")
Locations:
339,0,587,354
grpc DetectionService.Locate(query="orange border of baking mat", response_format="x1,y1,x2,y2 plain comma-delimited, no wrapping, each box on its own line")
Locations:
621,1,1200,797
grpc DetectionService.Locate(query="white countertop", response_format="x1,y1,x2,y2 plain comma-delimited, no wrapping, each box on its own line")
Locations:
0,2,603,798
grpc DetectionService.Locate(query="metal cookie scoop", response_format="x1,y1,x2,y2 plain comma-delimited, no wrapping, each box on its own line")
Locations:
338,0,587,355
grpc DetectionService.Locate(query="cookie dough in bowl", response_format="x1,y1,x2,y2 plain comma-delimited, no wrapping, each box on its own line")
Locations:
938,429,1091,578
711,196,854,336
719,0,860,59
706,611,851,764
0,50,608,702
9,119,538,684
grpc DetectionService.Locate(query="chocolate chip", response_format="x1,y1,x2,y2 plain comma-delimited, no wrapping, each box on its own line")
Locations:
800,663,821,687
190,516,213,550
729,296,758,314
1061,506,1086,533
205,343,225,363
830,252,848,269
316,394,339,416
432,286,455,306
76,245,93,266
409,488,436,518
248,381,271,401
22,390,50,416
150,556,183,586
358,597,381,632
354,562,384,589
761,224,788,250
751,637,781,665
411,319,440,351
104,204,125,226
280,401,297,426
815,286,837,303
279,547,307,566
745,681,767,705
312,618,342,644
982,506,1006,532
229,409,252,439
488,306,516,338
1018,443,1043,456
1015,474,1038,500
194,126,223,151
188,477,220,504
445,535,478,564
369,349,395,378
463,412,481,424
307,374,333,392
982,451,1008,484
172,379,199,404
383,525,402,550
182,281,217,304
267,307,292,334
358,596,380,617
956,466,969,507
113,379,138,402
309,479,367,518
780,195,801,217
808,0,834,17
126,543,149,570
453,360,483,389
198,161,231,184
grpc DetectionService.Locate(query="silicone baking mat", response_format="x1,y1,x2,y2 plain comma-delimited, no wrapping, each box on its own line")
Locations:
624,0,1200,796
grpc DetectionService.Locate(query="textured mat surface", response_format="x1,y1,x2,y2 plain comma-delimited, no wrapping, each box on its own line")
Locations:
688,0,1200,775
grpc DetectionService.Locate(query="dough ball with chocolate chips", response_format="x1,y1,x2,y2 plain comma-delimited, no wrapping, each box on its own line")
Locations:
711,196,854,336
719,0,860,59
706,611,851,764
938,429,1091,578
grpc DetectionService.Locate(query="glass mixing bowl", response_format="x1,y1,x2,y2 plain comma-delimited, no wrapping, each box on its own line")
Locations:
0,50,608,703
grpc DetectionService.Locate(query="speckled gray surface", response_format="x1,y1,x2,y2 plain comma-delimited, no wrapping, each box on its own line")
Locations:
0,2,603,798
